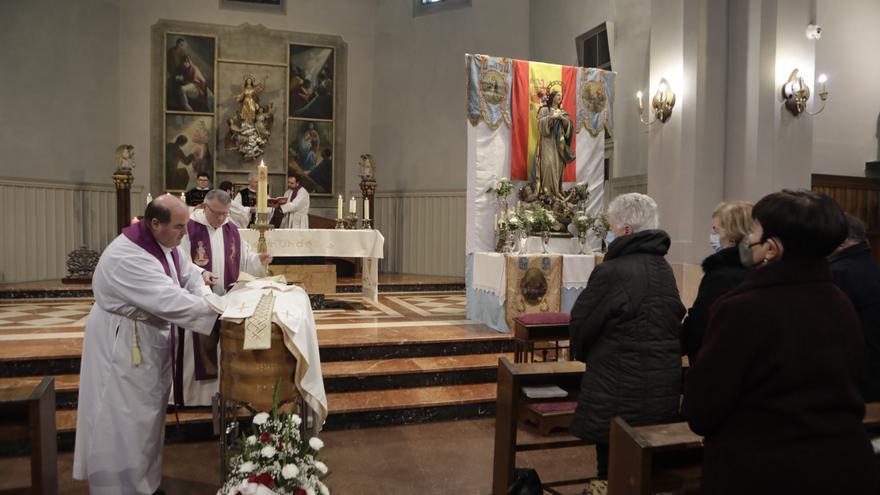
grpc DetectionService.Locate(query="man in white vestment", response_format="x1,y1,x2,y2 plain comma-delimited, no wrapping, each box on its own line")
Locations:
73,195,218,495
218,180,250,228
174,189,272,406
232,173,259,227
279,175,310,229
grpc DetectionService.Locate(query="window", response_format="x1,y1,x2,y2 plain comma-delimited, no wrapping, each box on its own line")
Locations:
412,0,471,17
577,23,611,70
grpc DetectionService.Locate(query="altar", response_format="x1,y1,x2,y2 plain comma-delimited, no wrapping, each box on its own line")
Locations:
467,249,597,333
239,228,384,302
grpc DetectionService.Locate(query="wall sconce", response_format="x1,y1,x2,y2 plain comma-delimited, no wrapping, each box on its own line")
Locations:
636,78,676,125
781,68,829,116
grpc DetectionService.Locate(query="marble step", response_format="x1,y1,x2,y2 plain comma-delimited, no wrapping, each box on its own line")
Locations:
0,383,500,455
0,354,513,409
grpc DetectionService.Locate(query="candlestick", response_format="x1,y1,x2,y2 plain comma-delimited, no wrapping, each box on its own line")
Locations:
180,192,186,203
364,198,370,220
146,193,153,205
337,194,343,219
350,196,356,215
257,160,268,214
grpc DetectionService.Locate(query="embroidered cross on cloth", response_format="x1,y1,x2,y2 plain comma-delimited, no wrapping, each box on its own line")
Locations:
244,291,275,350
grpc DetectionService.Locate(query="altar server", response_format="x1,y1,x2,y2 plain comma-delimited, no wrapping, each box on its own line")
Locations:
73,194,218,495
176,189,271,406
279,174,310,229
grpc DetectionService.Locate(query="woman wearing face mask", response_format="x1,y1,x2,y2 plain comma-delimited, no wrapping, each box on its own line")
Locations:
682,190,877,494
680,201,753,365
569,193,685,493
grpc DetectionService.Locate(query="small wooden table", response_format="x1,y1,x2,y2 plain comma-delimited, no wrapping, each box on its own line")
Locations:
0,377,58,494
512,318,570,363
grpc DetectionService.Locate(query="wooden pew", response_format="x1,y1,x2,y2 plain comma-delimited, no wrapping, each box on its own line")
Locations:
492,357,590,495
0,377,58,494
607,403,880,495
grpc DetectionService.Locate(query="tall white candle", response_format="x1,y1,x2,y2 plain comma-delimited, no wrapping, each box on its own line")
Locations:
364,198,370,220
337,194,343,219
350,196,356,215
146,193,153,205
257,161,268,214
180,192,186,203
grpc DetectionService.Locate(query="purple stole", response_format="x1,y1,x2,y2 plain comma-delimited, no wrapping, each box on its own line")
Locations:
121,221,186,404
184,219,241,385
288,184,302,202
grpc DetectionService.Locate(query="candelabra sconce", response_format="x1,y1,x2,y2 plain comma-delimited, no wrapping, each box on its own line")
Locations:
252,212,273,257
636,78,676,126
781,69,828,117
344,213,359,230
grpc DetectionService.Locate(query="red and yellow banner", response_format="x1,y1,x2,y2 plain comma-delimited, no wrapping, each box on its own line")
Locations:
510,60,578,182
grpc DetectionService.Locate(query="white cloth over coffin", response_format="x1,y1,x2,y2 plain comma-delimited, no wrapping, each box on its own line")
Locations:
73,236,217,495
174,209,267,406
208,279,328,430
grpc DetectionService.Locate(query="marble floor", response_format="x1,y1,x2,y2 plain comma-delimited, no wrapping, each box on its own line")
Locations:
0,418,596,495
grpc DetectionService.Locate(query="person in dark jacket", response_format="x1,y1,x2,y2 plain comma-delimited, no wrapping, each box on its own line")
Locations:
681,201,753,364
683,190,877,494
829,213,880,402
569,193,685,491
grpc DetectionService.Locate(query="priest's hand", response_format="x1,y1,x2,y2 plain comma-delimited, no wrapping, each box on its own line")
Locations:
259,253,273,265
202,271,218,286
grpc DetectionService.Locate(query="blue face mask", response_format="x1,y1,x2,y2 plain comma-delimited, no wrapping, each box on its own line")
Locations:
605,231,616,246
709,233,722,252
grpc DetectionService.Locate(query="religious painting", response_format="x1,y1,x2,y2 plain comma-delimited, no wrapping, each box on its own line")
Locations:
289,45,334,120
164,115,215,192
288,119,333,195
165,33,216,113
216,62,286,173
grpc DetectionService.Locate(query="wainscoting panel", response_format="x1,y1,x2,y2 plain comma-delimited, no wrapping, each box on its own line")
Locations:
0,178,144,283
373,191,466,277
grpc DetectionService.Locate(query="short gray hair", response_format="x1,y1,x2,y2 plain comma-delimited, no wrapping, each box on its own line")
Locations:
247,172,258,181
845,213,867,242
205,189,232,205
607,193,660,232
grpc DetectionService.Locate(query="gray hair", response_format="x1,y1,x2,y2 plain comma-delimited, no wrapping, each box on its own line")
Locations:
247,172,258,181
607,193,660,232
205,189,232,205
845,213,867,242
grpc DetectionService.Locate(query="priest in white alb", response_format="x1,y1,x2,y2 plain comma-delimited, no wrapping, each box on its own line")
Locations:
279,174,310,228
175,189,271,406
73,194,218,495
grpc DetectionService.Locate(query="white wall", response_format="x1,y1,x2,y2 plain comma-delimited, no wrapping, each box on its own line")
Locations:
369,0,530,192
812,0,880,176
0,0,120,184
528,0,651,179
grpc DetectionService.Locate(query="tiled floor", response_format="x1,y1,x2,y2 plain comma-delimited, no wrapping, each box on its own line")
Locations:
0,418,596,495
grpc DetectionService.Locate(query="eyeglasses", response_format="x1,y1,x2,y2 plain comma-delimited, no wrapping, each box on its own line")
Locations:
205,204,230,218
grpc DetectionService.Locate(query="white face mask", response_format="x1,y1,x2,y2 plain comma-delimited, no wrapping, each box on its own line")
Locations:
709,233,722,252
605,231,616,246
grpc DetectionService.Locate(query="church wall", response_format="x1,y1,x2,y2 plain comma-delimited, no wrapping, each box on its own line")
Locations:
528,0,651,180
0,0,120,184
812,0,880,177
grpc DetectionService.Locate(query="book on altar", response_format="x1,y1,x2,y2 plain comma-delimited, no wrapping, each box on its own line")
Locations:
521,385,568,399
267,197,288,208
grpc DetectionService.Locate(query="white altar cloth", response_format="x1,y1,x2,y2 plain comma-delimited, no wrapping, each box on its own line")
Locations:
472,252,597,304
239,229,385,301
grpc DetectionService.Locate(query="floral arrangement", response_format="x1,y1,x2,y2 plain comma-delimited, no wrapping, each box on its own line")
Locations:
486,178,515,199
499,211,522,232
529,205,557,232
219,396,330,495
572,213,596,234
591,212,610,238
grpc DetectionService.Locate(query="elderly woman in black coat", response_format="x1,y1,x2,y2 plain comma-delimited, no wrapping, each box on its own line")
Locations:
569,193,685,491
683,190,877,494
681,201,753,364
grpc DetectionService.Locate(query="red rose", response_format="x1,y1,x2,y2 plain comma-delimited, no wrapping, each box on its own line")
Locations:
252,472,275,488
295,489,307,495
259,432,271,443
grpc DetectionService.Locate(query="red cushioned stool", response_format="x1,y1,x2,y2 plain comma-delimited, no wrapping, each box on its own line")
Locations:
512,312,571,363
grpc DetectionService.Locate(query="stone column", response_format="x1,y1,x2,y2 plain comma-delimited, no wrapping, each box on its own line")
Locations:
112,171,134,234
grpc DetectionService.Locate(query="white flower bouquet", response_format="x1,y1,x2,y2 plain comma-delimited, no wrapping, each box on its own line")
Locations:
219,397,329,495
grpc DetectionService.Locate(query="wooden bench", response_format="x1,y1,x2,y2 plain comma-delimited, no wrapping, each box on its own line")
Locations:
492,357,591,495
607,403,880,495
0,377,58,494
